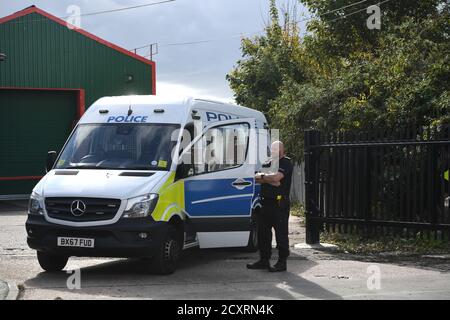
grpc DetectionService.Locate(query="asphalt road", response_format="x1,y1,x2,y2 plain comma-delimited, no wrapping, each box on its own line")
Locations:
1,201,450,300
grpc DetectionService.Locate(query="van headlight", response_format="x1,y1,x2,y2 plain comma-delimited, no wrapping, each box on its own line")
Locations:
122,194,159,219
28,192,44,215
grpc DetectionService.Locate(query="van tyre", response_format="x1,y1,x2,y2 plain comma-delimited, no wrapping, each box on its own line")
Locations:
152,225,181,275
37,251,68,272
245,215,259,252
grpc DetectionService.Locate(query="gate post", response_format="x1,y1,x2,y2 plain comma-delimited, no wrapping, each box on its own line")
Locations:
304,129,321,244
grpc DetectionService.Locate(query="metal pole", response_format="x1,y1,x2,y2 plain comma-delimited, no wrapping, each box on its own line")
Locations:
304,129,321,244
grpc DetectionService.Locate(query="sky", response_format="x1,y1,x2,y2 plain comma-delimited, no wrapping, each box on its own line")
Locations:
0,0,310,102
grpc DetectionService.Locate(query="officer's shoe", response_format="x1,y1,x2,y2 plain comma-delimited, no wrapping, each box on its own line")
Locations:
269,260,287,272
247,259,270,270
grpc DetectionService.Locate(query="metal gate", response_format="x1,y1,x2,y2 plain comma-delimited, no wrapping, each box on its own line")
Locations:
304,127,450,244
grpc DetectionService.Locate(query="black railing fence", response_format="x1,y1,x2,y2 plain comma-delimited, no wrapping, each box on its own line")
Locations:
304,126,450,244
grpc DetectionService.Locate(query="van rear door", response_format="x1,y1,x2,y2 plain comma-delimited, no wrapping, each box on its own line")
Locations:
181,119,256,248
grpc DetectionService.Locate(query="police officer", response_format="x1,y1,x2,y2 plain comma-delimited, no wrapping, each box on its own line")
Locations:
247,141,293,272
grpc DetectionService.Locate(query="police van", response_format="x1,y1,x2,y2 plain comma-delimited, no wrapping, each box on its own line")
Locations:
26,95,270,274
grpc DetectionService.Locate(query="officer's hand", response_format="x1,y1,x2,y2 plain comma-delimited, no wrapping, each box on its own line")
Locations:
255,173,264,183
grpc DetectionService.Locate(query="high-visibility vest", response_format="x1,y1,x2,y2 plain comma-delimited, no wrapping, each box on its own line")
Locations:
445,170,449,181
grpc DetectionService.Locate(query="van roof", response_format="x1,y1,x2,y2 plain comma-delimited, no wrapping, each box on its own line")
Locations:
83,95,268,125
95,95,194,106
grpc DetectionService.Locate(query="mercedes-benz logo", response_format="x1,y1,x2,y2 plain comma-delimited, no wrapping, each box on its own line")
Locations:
70,200,86,217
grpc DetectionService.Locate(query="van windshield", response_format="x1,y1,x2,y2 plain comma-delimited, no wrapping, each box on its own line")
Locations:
55,123,180,171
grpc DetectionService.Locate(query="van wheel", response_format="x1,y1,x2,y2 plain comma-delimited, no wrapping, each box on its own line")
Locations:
37,251,68,272
245,215,259,252
152,225,182,275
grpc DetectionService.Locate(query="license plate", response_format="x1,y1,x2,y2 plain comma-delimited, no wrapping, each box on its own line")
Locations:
57,237,95,248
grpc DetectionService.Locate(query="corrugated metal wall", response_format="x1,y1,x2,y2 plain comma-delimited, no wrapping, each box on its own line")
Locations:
0,12,154,107
0,9,155,197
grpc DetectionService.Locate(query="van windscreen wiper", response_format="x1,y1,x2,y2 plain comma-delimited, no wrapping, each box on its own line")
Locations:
124,166,155,170
61,165,118,170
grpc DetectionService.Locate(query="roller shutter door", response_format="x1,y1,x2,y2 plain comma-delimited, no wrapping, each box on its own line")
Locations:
0,89,76,198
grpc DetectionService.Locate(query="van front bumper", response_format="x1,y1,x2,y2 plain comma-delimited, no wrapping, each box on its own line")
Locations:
26,215,168,258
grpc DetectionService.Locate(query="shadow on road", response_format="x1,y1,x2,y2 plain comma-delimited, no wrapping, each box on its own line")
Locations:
24,249,342,300
0,200,28,216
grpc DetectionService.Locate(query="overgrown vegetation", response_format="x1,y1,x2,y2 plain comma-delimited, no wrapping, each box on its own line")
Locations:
227,0,450,162
321,231,450,255
290,201,305,218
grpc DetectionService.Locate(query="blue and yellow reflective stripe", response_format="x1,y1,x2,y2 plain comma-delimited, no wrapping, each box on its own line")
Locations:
151,172,185,222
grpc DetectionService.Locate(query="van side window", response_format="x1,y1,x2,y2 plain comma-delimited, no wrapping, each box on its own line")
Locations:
192,123,249,175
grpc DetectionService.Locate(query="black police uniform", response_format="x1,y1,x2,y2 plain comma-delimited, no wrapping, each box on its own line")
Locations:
259,156,293,263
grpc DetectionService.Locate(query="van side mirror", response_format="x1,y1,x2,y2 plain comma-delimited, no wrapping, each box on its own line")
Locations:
46,151,57,172
176,162,193,180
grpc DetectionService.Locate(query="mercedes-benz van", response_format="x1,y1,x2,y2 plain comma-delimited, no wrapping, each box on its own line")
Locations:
26,95,270,274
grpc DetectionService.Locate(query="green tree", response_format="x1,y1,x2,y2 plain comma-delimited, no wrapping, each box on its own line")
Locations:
226,0,306,115
228,0,449,161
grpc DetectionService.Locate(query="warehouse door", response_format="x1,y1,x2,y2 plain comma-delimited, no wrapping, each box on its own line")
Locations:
0,89,77,198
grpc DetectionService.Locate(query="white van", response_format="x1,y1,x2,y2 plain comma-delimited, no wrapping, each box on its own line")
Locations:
26,95,270,274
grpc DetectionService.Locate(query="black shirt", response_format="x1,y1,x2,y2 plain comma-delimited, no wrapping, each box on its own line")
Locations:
261,156,293,198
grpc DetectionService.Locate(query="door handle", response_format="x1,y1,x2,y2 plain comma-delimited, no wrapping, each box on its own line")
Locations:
231,178,253,190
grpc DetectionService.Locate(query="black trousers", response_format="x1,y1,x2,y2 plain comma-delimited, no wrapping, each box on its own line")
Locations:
258,198,290,261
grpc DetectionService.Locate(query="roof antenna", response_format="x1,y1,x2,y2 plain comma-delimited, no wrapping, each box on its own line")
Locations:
128,101,133,116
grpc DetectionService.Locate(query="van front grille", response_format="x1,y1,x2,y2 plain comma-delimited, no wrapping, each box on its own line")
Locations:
45,197,121,222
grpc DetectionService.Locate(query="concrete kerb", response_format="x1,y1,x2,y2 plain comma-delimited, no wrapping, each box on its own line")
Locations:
294,243,339,250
